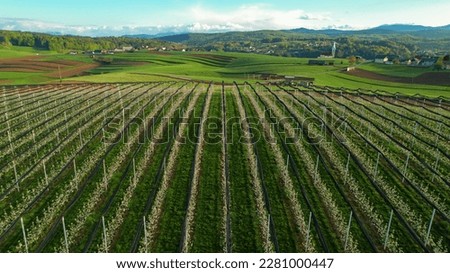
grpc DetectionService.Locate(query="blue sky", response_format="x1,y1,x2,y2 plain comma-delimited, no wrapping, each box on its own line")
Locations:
1,0,449,36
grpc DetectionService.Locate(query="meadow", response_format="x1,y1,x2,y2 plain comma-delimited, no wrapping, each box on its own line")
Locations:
1,46,450,97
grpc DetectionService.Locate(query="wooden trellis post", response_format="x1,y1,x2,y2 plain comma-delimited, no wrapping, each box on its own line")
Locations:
73,159,77,179
306,211,312,251
20,217,28,253
143,216,148,253
374,152,381,179
103,159,107,186
79,129,83,147
12,160,19,190
133,158,136,182
433,153,440,172
314,155,320,181
62,216,69,253
102,216,108,252
384,209,394,250
7,130,14,154
425,209,436,245
43,161,48,185
267,214,271,248
402,152,410,183
344,211,353,251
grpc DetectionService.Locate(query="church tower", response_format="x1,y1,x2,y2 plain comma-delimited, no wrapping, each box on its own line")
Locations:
332,42,337,58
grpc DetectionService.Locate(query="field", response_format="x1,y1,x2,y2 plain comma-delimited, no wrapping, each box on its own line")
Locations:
0,82,448,253
1,46,450,97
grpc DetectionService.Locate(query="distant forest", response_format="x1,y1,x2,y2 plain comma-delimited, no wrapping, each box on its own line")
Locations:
0,30,175,52
159,30,450,59
1,29,449,59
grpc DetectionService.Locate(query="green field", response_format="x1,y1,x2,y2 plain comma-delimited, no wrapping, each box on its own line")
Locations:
356,62,433,77
1,46,450,97
0,46,54,58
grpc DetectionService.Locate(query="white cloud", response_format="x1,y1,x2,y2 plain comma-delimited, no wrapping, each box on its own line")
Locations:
0,18,167,36
0,5,335,36
185,4,331,30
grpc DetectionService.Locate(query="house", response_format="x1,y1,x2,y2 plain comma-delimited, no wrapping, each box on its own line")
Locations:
374,55,399,65
374,55,388,64
400,59,412,65
385,55,400,65
122,46,134,52
419,57,438,67
408,57,421,66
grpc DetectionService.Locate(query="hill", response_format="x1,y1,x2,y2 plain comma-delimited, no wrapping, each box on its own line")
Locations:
0,30,176,52
2,23,450,59
158,27,450,59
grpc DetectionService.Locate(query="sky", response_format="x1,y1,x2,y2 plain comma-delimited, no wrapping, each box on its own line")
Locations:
1,0,450,36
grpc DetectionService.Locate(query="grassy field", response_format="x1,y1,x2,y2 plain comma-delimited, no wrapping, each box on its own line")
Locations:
318,72,450,97
0,46,54,58
356,62,432,77
1,46,450,97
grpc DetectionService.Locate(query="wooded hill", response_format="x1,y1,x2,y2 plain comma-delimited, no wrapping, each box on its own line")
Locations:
1,23,450,59
157,26,450,59
0,30,175,52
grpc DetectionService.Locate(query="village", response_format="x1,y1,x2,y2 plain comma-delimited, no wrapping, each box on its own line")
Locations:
68,45,185,56
373,54,450,69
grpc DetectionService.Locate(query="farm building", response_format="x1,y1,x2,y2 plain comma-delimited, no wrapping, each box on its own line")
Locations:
374,55,399,65
308,60,334,66
419,57,438,67
400,59,412,65
374,55,388,63
122,46,134,52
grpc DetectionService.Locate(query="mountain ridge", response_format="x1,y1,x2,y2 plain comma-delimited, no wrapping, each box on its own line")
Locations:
122,24,450,40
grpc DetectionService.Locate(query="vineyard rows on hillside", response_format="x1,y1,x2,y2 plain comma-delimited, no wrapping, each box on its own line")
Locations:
0,82,448,253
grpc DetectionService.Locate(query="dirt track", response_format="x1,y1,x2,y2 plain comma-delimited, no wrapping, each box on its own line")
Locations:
345,68,450,86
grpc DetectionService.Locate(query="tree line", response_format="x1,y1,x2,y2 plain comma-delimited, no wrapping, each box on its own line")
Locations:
161,31,449,59
0,30,173,52
1,29,448,59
